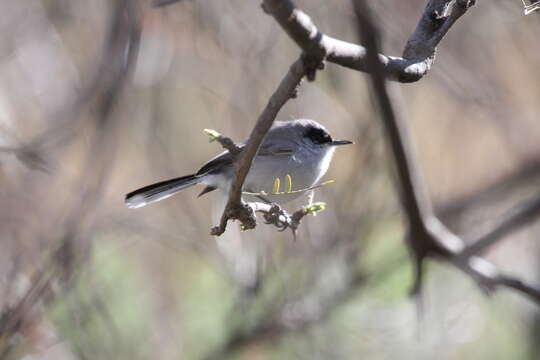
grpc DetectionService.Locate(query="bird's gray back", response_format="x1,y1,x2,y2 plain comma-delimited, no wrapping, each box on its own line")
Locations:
197,119,333,203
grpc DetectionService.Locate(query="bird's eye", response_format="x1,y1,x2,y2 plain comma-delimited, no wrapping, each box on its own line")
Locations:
305,127,332,144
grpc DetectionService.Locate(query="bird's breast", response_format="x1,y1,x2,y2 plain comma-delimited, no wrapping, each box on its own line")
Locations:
242,147,334,203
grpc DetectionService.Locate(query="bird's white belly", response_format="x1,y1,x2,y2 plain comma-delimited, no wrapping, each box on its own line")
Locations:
244,148,334,203
203,148,335,204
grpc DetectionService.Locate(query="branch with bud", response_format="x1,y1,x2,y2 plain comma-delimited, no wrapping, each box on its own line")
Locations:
203,127,330,237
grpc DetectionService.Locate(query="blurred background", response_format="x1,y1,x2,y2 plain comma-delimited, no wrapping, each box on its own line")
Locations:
0,0,539,359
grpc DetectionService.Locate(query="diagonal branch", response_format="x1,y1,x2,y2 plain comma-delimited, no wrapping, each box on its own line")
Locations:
211,57,314,236
460,193,540,257
262,0,475,83
438,160,540,225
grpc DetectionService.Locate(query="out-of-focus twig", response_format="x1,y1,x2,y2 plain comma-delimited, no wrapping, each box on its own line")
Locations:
355,0,458,297
152,0,187,8
438,160,540,224
0,0,142,356
12,0,142,168
437,160,540,256
459,193,540,257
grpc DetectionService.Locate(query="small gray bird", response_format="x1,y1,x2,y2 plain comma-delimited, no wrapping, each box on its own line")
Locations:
125,119,352,208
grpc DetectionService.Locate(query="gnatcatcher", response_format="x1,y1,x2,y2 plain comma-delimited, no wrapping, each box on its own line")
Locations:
125,119,352,208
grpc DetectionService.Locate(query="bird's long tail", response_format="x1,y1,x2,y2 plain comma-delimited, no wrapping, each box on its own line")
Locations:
125,174,201,209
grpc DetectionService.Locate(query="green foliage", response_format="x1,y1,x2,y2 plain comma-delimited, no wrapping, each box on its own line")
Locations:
50,238,152,359
302,202,326,215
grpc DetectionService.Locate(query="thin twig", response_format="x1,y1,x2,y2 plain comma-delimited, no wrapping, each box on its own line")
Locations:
152,0,186,7
438,160,540,224
460,193,540,257
0,0,143,353
250,202,322,239
211,57,312,236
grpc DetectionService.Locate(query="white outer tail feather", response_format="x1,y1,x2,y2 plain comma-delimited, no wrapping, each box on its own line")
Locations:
125,175,202,208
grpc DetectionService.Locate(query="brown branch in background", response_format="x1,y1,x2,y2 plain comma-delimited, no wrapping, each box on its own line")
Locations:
153,0,187,7
12,0,143,167
438,160,540,256
0,0,134,173
0,0,142,355
438,160,540,224
262,0,474,83
353,0,540,305
211,57,313,236
459,193,540,257
203,273,366,360
354,0,458,299
53,0,142,274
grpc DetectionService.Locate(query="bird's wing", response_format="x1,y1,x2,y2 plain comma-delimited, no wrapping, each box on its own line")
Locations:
196,143,294,176
196,150,235,175
258,143,294,156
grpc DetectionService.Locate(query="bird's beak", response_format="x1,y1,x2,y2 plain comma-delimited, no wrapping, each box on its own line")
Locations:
330,140,353,146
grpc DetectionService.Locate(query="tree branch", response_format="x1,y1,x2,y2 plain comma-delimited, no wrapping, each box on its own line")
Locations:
211,57,311,236
262,0,475,83
152,0,186,7
460,193,540,257
0,0,142,354
438,160,540,225
250,202,325,239
354,0,540,305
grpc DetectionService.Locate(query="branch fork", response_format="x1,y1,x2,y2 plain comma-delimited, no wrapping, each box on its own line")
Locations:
256,202,326,237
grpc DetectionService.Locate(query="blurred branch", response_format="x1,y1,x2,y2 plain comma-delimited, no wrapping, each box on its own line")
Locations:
206,203,377,359
53,0,142,273
204,270,365,360
10,0,142,169
0,0,142,356
460,193,540,257
152,0,187,7
30,0,143,169
354,0,458,296
262,0,475,83
438,160,540,224
354,0,540,305
438,160,540,256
